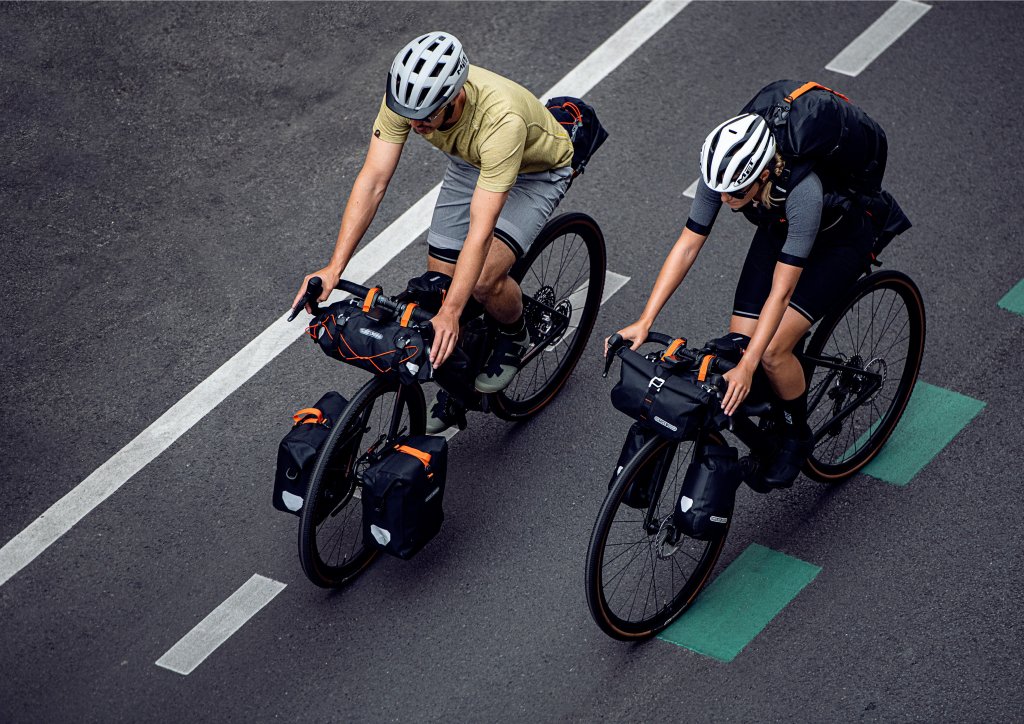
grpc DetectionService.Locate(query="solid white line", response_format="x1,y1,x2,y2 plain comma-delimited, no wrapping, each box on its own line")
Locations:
155,574,286,676
826,0,930,77
683,179,699,199
0,0,692,589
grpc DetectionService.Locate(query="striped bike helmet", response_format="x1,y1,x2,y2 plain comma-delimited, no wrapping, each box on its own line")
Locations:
699,113,776,193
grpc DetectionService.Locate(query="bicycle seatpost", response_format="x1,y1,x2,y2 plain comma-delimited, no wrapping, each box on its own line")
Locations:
287,276,323,322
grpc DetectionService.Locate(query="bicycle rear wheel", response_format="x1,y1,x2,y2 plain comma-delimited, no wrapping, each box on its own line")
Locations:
803,270,925,482
298,376,426,588
585,433,727,640
492,212,606,420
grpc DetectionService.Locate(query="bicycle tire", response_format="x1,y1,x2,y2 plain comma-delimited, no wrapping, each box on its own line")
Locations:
585,432,728,640
492,212,606,421
803,270,926,482
298,376,426,588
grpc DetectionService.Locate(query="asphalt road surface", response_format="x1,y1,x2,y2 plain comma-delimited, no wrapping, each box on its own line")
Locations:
2,2,1023,722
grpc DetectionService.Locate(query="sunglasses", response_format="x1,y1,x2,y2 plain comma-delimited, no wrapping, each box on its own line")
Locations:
727,179,760,200
422,103,450,124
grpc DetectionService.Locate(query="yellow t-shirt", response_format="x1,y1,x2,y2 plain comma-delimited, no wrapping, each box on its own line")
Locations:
372,65,574,193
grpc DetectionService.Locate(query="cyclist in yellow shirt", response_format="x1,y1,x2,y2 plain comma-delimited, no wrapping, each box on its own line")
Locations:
294,31,575,433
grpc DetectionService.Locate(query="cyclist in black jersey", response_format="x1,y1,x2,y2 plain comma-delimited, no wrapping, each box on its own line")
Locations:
610,113,874,489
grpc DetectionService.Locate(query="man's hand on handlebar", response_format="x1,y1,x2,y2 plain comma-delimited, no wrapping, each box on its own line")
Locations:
292,266,341,313
605,320,650,356
429,307,460,368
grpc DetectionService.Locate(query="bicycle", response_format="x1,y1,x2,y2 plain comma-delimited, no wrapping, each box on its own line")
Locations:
292,212,606,588
585,268,925,640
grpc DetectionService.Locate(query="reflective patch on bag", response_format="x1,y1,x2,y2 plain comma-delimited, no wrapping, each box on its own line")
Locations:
370,524,392,546
281,491,303,512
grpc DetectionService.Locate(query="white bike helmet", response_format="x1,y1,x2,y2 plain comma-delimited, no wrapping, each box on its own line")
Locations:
699,113,776,193
385,31,470,120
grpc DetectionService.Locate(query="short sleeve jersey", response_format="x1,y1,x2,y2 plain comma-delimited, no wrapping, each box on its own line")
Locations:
372,65,574,193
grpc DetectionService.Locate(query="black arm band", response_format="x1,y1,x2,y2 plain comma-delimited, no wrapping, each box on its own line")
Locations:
685,218,712,237
777,252,807,268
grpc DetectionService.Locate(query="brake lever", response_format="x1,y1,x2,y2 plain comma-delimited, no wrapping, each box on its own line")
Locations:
287,277,323,322
603,333,626,378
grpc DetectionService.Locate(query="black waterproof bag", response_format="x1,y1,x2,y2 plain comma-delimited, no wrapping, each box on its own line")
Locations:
306,299,430,385
273,391,348,516
395,270,451,314
863,189,912,262
361,435,449,560
609,422,673,510
545,96,609,175
673,443,743,540
610,348,714,440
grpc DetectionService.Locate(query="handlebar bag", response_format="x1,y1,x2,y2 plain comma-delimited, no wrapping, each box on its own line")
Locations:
307,300,430,385
361,435,448,560
395,271,452,314
610,422,674,510
610,348,714,441
672,442,742,541
273,391,349,516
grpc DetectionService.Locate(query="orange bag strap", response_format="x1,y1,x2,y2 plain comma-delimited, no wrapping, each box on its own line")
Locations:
662,338,686,360
362,286,381,313
395,444,433,476
400,302,418,328
292,408,324,425
785,82,850,104
697,354,716,383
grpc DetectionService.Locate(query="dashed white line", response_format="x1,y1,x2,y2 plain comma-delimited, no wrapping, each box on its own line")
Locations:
0,0,693,589
683,179,699,199
826,0,931,77
156,574,286,676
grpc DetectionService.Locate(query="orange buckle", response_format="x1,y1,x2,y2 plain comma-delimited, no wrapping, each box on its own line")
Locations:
362,287,381,313
697,354,716,382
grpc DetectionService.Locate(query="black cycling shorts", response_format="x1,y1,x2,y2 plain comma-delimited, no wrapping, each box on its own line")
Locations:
733,210,873,324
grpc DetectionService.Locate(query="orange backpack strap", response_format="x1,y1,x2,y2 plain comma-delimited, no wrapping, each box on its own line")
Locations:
697,354,716,382
362,286,381,313
395,444,433,475
785,82,850,104
292,408,324,425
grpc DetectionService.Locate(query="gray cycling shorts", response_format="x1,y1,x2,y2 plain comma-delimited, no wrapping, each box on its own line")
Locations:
426,155,573,263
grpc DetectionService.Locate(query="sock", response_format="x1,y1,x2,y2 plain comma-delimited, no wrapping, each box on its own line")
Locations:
497,313,526,337
778,389,809,437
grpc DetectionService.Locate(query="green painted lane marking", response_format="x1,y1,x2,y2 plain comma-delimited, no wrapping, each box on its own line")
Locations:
998,279,1024,316
658,544,820,662
859,381,985,486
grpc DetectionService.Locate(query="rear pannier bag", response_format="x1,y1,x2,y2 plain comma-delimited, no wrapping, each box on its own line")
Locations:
273,391,348,515
609,422,672,510
610,348,714,441
673,443,743,540
545,96,609,175
361,435,448,560
307,299,430,385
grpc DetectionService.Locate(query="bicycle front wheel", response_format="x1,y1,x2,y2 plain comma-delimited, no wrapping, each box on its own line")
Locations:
298,376,426,588
585,433,727,640
492,212,606,420
803,270,926,482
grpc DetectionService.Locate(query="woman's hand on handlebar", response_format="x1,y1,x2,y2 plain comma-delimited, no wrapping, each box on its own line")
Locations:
429,307,460,368
292,266,341,312
605,320,650,356
720,361,755,416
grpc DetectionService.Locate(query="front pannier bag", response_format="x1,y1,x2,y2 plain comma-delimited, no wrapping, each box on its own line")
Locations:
610,348,714,441
307,298,430,385
361,435,449,560
273,391,348,515
673,443,743,540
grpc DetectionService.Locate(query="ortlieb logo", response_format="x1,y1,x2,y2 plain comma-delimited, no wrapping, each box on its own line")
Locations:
654,416,678,432
424,487,440,503
710,515,728,524
359,328,384,340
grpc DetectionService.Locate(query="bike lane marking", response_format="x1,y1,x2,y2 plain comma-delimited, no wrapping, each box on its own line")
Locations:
0,0,693,589
998,279,1024,316
155,574,286,676
857,381,985,486
658,543,820,662
826,0,931,77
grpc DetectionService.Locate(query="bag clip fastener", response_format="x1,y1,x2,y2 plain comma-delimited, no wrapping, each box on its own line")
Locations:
649,376,665,390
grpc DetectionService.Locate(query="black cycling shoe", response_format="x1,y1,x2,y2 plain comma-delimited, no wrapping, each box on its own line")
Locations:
759,428,813,490
474,326,529,393
425,389,467,435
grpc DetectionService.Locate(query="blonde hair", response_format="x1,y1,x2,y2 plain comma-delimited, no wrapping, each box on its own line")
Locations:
758,153,787,209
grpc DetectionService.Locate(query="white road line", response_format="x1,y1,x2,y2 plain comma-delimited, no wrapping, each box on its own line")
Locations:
683,179,699,199
155,574,286,676
0,0,692,589
826,0,930,77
